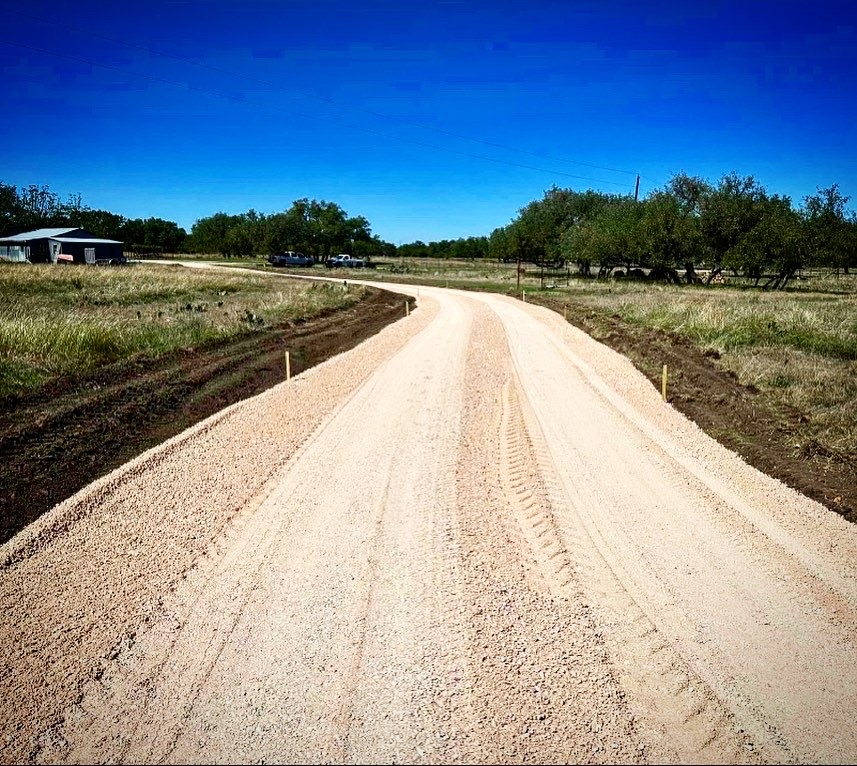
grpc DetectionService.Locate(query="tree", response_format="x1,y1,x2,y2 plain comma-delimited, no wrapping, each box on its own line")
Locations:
0,182,23,236
16,184,65,230
700,173,770,282
77,209,127,241
398,241,431,259
488,227,514,263
637,191,705,283
726,197,806,289
222,220,255,257
668,173,712,217
510,186,589,266
352,236,387,259
564,198,644,276
802,185,854,273
187,212,240,254
262,211,303,256
277,199,372,259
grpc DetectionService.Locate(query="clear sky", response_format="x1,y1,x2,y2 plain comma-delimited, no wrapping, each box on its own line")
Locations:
2,0,855,243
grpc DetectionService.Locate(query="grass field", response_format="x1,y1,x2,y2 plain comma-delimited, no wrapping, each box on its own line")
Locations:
0,263,365,399
539,276,857,460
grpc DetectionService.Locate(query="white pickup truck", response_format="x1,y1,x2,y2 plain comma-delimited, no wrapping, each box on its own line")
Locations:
326,254,366,268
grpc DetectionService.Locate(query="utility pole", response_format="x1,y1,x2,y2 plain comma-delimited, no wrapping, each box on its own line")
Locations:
634,173,640,203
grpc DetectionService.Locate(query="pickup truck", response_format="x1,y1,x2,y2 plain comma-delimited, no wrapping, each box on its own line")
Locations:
325,254,365,268
268,252,314,267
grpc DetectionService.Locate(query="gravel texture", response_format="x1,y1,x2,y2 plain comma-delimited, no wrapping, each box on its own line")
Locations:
2,281,856,764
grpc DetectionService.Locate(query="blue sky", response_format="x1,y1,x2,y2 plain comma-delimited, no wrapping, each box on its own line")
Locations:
2,0,855,243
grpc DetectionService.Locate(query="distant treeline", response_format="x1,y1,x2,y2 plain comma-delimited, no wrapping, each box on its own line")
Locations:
490,174,857,288
3,173,855,287
0,182,187,254
0,183,391,259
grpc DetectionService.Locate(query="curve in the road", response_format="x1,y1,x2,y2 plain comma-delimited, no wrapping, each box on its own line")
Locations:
2,283,856,765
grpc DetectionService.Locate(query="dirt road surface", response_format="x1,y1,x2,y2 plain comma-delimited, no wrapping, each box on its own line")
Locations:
2,284,856,764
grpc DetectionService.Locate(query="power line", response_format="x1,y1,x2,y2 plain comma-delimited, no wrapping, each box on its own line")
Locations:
0,39,635,190
0,6,639,179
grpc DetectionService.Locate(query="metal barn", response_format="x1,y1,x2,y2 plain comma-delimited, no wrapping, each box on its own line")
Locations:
0,228,124,264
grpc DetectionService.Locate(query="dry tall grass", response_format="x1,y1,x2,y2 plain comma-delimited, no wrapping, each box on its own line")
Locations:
0,263,364,397
557,279,857,458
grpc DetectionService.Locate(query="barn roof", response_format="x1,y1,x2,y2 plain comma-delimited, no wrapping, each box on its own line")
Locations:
0,227,82,241
0,228,123,245
52,237,123,244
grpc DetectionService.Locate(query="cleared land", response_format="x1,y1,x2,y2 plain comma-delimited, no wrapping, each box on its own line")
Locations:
2,283,856,764
0,264,411,543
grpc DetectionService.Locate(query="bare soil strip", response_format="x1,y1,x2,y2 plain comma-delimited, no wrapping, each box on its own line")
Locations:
2,285,857,764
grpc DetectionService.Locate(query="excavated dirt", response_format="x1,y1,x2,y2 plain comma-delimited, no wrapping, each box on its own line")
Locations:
2,282,857,764
0,286,413,545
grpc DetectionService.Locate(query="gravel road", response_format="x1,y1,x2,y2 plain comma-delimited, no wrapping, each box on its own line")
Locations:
2,283,856,764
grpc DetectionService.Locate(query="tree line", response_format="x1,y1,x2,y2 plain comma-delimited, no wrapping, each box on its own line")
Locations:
0,182,187,254
487,174,857,289
184,199,391,260
0,182,391,260
4,174,855,287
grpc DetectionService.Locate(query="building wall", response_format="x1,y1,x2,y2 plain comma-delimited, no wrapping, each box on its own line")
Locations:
55,241,124,263
25,240,52,263
0,246,28,263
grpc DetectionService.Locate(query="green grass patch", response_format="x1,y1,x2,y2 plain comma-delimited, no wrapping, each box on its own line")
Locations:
0,263,364,398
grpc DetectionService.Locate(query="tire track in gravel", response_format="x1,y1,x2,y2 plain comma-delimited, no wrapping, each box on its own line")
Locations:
482,293,857,763
451,300,646,764
508,363,759,764
488,315,745,763
498,378,576,595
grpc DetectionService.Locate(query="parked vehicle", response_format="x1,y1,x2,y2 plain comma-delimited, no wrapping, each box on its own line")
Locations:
325,253,374,269
268,252,314,267
325,254,365,268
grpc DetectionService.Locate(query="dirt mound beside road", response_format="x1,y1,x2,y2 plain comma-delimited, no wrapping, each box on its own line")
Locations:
0,286,411,545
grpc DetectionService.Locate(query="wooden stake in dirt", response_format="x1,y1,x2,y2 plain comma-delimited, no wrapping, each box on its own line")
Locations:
522,290,526,302
286,350,291,383
563,303,568,321
405,300,410,317
662,364,668,401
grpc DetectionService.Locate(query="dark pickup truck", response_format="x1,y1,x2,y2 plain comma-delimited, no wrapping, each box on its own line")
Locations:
268,252,314,267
